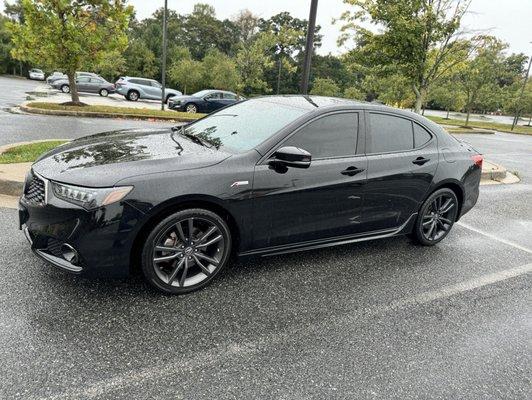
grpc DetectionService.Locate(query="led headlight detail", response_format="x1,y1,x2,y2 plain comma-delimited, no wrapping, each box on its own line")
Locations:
51,182,133,209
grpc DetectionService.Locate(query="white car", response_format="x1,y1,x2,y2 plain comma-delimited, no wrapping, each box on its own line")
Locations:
29,69,45,81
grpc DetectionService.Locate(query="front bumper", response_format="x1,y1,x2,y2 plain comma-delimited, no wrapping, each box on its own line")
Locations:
19,187,145,278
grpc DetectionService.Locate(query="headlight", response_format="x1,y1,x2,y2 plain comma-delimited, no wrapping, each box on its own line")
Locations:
51,182,133,209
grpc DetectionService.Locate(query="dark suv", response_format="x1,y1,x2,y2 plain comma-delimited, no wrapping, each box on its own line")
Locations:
19,96,482,294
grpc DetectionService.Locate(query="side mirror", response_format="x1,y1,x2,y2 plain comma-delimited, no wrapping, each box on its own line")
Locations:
269,146,311,169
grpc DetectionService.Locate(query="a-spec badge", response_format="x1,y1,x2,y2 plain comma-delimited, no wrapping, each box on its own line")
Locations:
231,181,249,188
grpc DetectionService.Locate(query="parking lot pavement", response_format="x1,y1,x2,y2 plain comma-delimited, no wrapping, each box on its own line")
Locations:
0,76,174,146
0,131,531,399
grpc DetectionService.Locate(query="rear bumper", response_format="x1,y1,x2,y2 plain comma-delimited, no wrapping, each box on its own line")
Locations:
19,194,144,278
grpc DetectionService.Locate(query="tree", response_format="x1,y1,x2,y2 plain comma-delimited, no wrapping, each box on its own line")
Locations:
236,32,275,96
339,0,471,113
9,0,132,104
169,58,203,95
0,14,16,74
123,39,158,79
202,49,239,92
458,37,506,126
310,77,341,97
428,78,466,118
232,9,260,43
344,86,364,100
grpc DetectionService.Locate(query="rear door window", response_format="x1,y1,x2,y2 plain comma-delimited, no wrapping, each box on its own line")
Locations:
414,123,433,148
368,113,414,154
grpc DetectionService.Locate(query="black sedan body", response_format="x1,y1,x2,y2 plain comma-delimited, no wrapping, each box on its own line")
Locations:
168,90,243,114
19,96,482,293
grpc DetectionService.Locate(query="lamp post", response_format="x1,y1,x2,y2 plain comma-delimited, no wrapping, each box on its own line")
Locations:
301,0,319,94
161,0,168,111
511,48,532,131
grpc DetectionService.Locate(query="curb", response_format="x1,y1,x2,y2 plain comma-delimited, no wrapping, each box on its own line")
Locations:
481,161,507,181
0,178,23,197
20,104,199,123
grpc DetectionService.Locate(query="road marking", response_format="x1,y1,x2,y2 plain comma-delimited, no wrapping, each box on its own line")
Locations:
457,221,532,254
34,261,532,400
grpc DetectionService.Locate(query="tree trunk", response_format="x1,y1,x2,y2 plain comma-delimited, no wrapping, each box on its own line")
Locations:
465,107,471,127
527,116,531,126
446,108,450,119
67,72,80,104
276,57,282,95
413,85,426,114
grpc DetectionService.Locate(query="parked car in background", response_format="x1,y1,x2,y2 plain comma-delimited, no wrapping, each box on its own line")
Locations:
115,77,182,102
168,90,245,114
46,71,102,86
29,69,45,81
51,75,116,97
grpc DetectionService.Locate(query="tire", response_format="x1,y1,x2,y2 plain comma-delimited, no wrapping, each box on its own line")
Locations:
412,188,459,246
127,90,140,101
185,103,198,114
165,95,174,104
61,84,70,94
141,208,232,295
99,89,109,97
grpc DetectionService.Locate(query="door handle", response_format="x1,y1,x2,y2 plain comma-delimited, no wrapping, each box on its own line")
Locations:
412,157,430,166
341,166,365,176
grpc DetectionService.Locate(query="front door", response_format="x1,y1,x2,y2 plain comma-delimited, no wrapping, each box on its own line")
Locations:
251,112,367,250
76,76,91,93
361,112,439,232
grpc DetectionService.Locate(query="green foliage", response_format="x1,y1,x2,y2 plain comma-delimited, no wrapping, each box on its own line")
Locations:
310,78,341,97
123,39,158,79
202,49,239,91
344,86,364,100
8,0,132,103
0,14,16,74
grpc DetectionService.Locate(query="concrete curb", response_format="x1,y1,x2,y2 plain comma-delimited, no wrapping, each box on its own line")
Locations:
481,161,507,181
20,104,199,123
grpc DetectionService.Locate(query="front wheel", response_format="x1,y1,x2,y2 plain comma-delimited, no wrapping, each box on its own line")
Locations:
141,209,232,294
412,188,459,246
99,89,109,97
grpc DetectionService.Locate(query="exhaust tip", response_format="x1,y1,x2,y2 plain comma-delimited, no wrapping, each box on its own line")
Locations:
61,244,79,265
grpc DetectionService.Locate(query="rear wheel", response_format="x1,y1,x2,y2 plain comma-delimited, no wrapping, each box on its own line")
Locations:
127,90,139,101
413,188,458,246
141,209,232,294
99,89,109,97
61,84,70,93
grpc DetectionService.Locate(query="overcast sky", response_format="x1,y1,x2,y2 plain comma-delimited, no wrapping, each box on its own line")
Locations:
126,0,532,56
2,0,530,55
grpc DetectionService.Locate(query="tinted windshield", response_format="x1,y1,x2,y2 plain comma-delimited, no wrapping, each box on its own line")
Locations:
182,98,311,153
192,90,212,98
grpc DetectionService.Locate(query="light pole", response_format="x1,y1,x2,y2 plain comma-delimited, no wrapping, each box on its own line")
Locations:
301,0,319,94
161,0,168,111
511,49,532,131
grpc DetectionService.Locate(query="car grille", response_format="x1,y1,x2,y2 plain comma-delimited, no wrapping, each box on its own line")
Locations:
24,171,46,205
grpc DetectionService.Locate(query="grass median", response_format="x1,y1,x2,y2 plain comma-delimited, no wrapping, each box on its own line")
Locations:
427,115,532,135
25,102,205,121
0,140,68,164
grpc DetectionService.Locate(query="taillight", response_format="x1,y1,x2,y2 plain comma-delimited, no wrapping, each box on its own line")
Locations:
471,154,483,168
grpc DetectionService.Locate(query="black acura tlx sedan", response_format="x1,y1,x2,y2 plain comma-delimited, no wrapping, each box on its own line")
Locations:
19,96,482,294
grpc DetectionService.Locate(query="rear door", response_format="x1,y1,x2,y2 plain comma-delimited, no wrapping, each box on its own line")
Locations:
203,92,225,112
76,76,91,92
251,111,367,249
361,112,439,232
88,78,103,93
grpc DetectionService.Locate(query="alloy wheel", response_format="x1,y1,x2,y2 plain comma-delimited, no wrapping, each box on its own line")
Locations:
186,104,197,113
152,217,226,288
421,193,457,242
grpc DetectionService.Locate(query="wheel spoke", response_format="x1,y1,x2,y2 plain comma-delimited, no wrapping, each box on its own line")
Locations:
167,258,185,285
441,201,455,214
193,255,211,276
195,252,219,266
440,217,452,225
422,219,432,227
175,222,186,243
187,218,194,242
196,235,222,248
155,246,179,253
427,221,437,239
154,253,180,263
197,226,218,244
179,258,190,287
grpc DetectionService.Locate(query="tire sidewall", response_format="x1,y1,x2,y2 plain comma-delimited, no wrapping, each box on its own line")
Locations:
128,90,139,101
141,209,232,295
61,85,70,93
100,89,108,97
414,188,458,246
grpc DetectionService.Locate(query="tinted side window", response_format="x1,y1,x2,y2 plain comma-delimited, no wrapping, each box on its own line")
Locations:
368,113,413,153
283,113,358,159
224,93,237,100
77,77,90,83
414,123,432,148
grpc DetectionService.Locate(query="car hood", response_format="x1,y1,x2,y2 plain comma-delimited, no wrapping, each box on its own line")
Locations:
32,128,232,187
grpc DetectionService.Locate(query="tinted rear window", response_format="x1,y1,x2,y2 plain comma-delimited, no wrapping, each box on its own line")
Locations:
368,113,414,153
414,123,432,147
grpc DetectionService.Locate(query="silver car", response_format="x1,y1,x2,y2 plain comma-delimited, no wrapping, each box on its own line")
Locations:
115,77,182,102
51,76,116,97
29,69,45,80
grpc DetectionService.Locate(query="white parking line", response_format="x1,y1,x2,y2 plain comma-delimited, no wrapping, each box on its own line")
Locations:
35,261,532,400
457,221,532,254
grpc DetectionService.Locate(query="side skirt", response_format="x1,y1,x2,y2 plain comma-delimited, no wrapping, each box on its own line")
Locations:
239,213,418,258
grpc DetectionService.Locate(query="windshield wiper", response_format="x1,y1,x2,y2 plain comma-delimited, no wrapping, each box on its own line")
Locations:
172,125,209,147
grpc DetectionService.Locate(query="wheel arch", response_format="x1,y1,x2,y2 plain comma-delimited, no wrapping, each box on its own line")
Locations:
427,179,465,221
129,195,240,275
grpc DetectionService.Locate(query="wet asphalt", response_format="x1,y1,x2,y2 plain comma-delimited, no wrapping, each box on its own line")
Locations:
0,76,531,399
